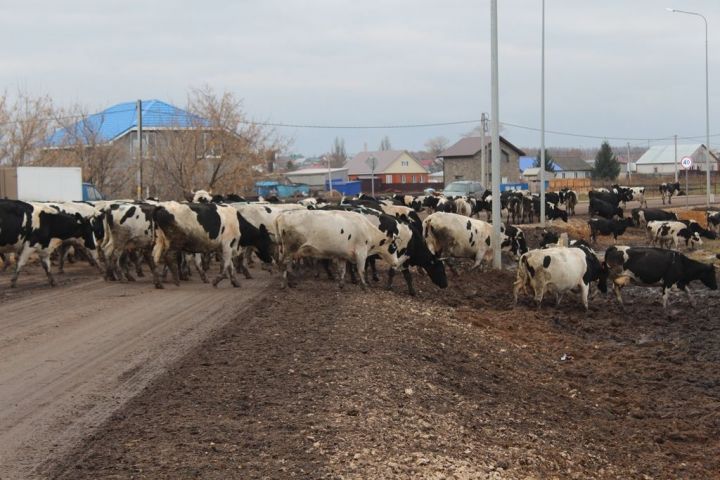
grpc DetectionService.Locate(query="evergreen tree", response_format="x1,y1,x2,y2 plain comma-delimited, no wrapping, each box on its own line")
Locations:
592,141,620,180
533,149,557,172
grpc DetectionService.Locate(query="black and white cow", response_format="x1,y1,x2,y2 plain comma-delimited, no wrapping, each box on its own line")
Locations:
707,211,720,235
422,212,510,270
538,230,593,251
102,202,159,282
152,201,273,289
530,197,568,223
192,190,213,203
617,186,647,208
513,245,608,310
659,182,681,205
589,197,623,219
3,201,99,287
588,190,622,208
680,219,717,240
275,209,400,290
588,217,635,243
631,208,677,228
646,221,702,250
604,246,717,309
558,189,578,216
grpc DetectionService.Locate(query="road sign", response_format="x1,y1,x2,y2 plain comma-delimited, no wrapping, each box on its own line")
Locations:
681,156,693,169
365,156,378,171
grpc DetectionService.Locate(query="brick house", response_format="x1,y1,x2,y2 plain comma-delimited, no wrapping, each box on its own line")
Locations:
346,150,429,186
439,136,525,186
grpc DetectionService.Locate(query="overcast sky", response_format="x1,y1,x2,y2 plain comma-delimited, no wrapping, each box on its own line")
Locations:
2,0,720,156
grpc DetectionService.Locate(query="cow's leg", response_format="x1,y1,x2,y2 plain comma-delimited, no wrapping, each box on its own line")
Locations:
682,285,695,308
661,286,670,309
354,253,368,290
401,268,416,296
347,262,358,284
368,257,379,282
165,251,181,286
192,253,209,283
57,243,68,274
141,249,159,285
38,250,57,287
235,251,253,279
10,244,35,288
555,291,564,307
134,253,144,277
472,248,487,270
336,260,347,289
580,282,590,311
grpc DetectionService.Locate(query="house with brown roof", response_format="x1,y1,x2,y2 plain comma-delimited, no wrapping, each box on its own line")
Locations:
347,150,429,186
439,136,525,186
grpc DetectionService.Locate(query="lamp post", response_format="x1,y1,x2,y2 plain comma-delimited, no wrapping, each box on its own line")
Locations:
327,155,333,193
490,0,501,269
667,7,711,206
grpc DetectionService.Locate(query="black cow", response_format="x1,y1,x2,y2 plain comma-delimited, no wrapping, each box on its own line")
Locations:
631,208,677,227
503,224,529,258
589,197,623,219
545,192,560,206
588,190,622,208
588,217,635,243
659,182,681,205
604,246,717,309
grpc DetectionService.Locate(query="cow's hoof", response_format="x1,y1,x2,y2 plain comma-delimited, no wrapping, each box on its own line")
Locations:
408,289,417,297
154,283,165,290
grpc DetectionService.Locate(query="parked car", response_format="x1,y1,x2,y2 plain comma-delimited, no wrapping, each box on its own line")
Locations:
442,180,485,198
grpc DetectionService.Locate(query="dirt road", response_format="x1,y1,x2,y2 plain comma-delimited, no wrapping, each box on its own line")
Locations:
0,265,271,479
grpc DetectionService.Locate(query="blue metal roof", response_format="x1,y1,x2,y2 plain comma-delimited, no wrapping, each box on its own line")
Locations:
47,99,208,146
519,155,562,172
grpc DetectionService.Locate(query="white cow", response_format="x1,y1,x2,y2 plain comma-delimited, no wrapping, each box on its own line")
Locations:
513,246,607,310
422,212,508,270
275,209,400,289
646,221,702,250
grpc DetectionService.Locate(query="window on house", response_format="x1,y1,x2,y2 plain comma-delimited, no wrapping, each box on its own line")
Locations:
401,160,409,166
385,175,393,184
502,150,509,163
653,167,658,174
401,175,407,183
412,175,416,183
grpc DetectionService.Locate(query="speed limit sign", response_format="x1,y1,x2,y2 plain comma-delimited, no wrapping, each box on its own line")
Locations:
681,156,693,169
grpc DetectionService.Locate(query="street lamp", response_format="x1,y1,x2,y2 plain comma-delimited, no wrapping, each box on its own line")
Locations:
667,7,711,206
540,0,546,226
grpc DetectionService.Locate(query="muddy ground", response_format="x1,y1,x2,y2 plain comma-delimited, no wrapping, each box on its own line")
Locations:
50,215,720,479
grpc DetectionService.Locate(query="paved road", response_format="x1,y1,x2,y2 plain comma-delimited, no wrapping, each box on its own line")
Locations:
0,267,272,479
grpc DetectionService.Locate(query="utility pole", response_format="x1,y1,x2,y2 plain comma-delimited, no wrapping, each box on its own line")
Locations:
490,0,502,269
539,0,546,227
136,99,143,200
626,142,631,180
674,134,678,182
480,113,487,188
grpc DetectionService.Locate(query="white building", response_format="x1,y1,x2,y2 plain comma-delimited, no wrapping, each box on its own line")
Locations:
634,144,718,174
284,167,348,189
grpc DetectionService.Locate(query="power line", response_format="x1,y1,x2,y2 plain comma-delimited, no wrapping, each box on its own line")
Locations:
1,105,719,145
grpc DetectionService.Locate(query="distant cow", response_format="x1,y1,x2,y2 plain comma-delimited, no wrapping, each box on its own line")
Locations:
513,245,608,310
589,197,623,219
707,211,720,234
659,182,681,205
102,202,159,282
588,217,635,243
646,221,702,250
680,219,717,240
558,189,578,216
631,208,677,228
604,245,717,309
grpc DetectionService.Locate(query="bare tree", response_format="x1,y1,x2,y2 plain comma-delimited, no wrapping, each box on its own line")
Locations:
327,137,347,168
379,135,392,151
0,90,55,166
151,86,284,198
424,136,449,158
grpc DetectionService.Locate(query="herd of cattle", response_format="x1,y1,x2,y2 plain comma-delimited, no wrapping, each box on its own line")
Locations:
0,184,719,312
